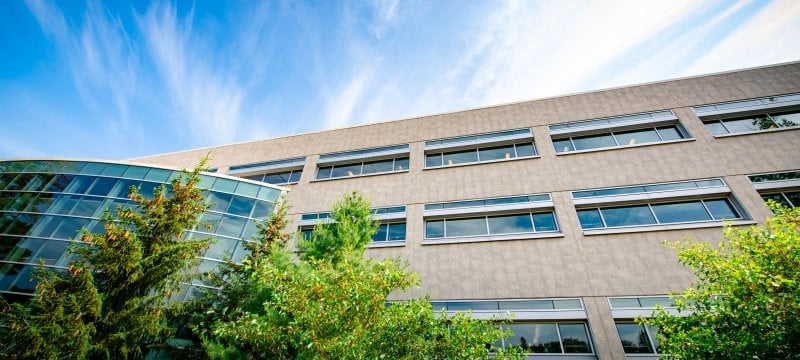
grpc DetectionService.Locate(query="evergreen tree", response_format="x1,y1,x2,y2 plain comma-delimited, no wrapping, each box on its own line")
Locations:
1,163,211,359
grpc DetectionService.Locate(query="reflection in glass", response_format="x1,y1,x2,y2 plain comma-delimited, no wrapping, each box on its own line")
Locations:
704,199,739,219
615,323,655,354
614,128,660,146
572,133,616,150
479,145,515,161
601,205,656,227
487,214,533,234
445,217,488,237
443,149,479,166
577,209,604,229
558,323,592,353
651,201,711,223
425,220,444,238
532,212,558,231
387,223,406,241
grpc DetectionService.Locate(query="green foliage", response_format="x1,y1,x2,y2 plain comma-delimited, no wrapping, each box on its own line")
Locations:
195,191,523,359
643,203,800,359
1,162,212,360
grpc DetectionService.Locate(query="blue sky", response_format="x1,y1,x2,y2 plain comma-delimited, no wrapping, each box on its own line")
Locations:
1,0,799,160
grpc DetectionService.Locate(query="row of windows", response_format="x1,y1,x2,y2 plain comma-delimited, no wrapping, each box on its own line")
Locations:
553,125,687,153
704,110,800,136
316,157,409,180
425,142,536,168
577,198,740,229
425,211,558,239
494,322,593,354
244,169,302,186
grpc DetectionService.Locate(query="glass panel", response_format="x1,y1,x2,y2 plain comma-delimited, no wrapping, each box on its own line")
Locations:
50,195,81,215
217,216,247,238
45,174,75,192
3,238,44,262
8,264,37,293
772,111,800,127
362,159,394,174
704,121,728,135
785,192,800,207
558,323,592,353
372,224,388,242
235,182,260,198
387,223,406,241
205,237,237,260
616,323,655,353
425,220,444,238
479,145,515,162
761,193,791,208
528,323,562,353
34,240,68,266
515,143,536,157
331,163,362,178
23,174,55,191
553,299,582,309
485,196,528,206
64,176,96,194
705,199,739,219
639,296,674,308
263,172,291,184
601,205,656,227
498,300,553,310
609,298,640,308
695,179,723,188
572,133,616,150
644,181,695,192
445,217,488,237
657,126,684,140
532,212,558,232
487,214,533,234
198,212,223,234
122,166,149,179
651,201,711,223
100,164,127,176
614,128,661,146
144,168,172,183
577,209,604,229
52,217,87,240
109,179,141,198
71,196,104,217
207,192,233,213
288,170,302,183
442,149,478,166
227,196,255,217
393,158,409,171
241,220,258,241
723,117,771,133
257,187,281,201
447,301,497,311
553,139,574,153
594,186,645,197
646,325,661,353
87,178,117,196
212,178,238,193
80,162,106,175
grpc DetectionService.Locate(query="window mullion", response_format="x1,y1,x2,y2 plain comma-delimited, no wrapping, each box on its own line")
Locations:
645,325,658,354
699,199,714,219
648,204,660,224
597,208,608,228
610,131,620,146
475,148,481,163
654,126,665,141
442,219,447,238
513,143,519,157
554,322,565,354
718,120,733,134
530,213,536,232
484,215,490,235
783,192,795,207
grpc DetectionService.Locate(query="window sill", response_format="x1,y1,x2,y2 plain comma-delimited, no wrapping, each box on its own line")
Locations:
711,126,799,138
582,220,756,236
423,155,539,170
554,138,694,156
422,232,563,245
368,240,405,248
311,169,409,183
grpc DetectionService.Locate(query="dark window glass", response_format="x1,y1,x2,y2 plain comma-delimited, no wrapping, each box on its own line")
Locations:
387,223,406,241
87,177,117,196
49,195,80,215
52,217,87,240
372,224,388,242
479,145,515,162
65,176,96,194
207,192,232,213
425,220,444,238
528,323,562,353
553,139,574,153
28,215,60,238
572,133,616,150
71,196,104,217
577,209,604,229
609,298,640,308
44,174,75,192
263,172,291,184
138,181,159,199
331,163,362,178
4,173,33,191
8,264,37,292
785,192,800,207
657,126,684,140
251,201,273,219
515,143,536,157
244,174,265,182
651,201,711,223
28,194,55,213
487,214,533,234
442,149,478,166
122,166,149,179
705,199,739,219
2,237,43,262
601,205,656,227
23,174,55,191
288,170,302,183
393,158,409,171
34,240,68,266
614,128,661,146
616,323,654,353
532,212,558,231
445,217,487,237
426,153,443,168
317,167,332,179
110,179,140,198
227,196,255,217
205,237,237,260
362,159,394,174
558,323,592,353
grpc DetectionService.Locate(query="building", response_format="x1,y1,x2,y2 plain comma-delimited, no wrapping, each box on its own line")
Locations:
2,62,799,358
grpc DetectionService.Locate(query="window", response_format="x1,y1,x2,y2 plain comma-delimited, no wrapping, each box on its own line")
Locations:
495,322,594,354
549,110,690,154
615,322,660,354
316,145,409,180
424,194,558,242
748,170,800,208
298,206,406,244
574,179,746,232
228,157,305,185
424,129,537,168
694,93,800,136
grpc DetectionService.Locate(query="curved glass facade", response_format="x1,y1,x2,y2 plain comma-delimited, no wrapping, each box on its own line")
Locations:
0,159,285,300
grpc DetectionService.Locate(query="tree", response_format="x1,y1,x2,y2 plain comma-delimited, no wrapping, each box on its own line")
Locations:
0,163,212,359
643,203,800,359
193,192,523,359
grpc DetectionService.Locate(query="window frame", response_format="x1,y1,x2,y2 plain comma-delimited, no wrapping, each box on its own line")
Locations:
693,92,800,137
314,144,411,181
423,128,538,169
298,206,407,248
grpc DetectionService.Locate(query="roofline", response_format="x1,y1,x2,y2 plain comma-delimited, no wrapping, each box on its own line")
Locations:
129,60,800,161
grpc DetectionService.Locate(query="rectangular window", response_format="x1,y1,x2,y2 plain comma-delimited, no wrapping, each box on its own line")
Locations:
748,170,800,209
300,206,406,243
577,198,740,230
549,110,689,154
615,322,660,354
316,145,410,180
424,129,537,169
425,210,559,239
495,322,594,354
229,157,306,185
694,93,800,136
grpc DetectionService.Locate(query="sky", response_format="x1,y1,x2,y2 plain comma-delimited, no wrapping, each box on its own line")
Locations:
1,0,799,160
